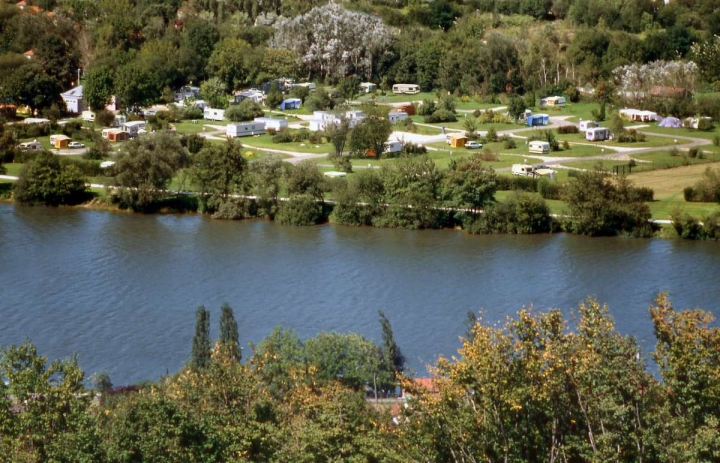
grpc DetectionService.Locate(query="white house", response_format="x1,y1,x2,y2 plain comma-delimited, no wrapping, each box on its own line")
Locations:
61,85,84,113
226,122,265,138
122,120,146,136
308,110,366,132
204,108,225,121
388,109,408,124
253,117,288,131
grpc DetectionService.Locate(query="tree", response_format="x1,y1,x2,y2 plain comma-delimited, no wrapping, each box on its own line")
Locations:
83,66,115,111
200,77,228,109
378,310,405,387
4,61,63,115
191,140,247,213
285,160,325,201
441,156,497,213
207,38,259,90
337,75,361,102
113,133,190,212
349,116,392,158
608,113,625,137
463,117,478,138
290,85,310,103
265,83,284,109
304,332,382,390
226,99,264,121
508,95,527,122
190,306,211,370
219,303,241,362
324,118,350,158
249,154,284,217
14,152,87,206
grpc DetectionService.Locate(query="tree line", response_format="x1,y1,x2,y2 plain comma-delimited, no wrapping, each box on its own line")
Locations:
1,294,719,461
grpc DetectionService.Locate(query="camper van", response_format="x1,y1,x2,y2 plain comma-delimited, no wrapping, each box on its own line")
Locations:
586,127,610,141
512,164,536,177
540,96,566,108
81,111,96,122
529,140,551,154
204,108,226,121
360,82,376,93
392,84,421,95
17,140,43,151
384,141,403,154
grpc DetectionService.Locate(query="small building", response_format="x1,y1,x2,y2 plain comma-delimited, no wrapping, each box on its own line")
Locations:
61,85,84,113
360,82,376,93
50,134,71,148
526,114,549,126
529,140,551,154
397,104,416,116
226,122,266,138
103,128,130,142
23,118,50,125
82,111,95,122
253,117,288,131
392,83,420,95
448,134,468,148
540,96,566,108
388,109,408,124
579,120,598,131
122,120,146,136
279,98,302,110
586,127,610,141
203,108,225,121
17,140,43,151
308,110,365,132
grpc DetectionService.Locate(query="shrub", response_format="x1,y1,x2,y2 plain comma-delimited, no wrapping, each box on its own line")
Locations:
276,195,324,226
634,187,654,202
504,138,517,149
486,127,498,143
688,147,698,158
423,109,457,123
13,152,88,206
562,140,571,150
537,178,562,200
617,129,646,143
418,99,436,116
83,146,104,160
697,117,714,131
683,186,696,202
181,106,204,120
670,208,703,239
478,149,498,162
669,147,680,157
713,135,720,147
496,175,538,192
226,100,264,122
210,198,257,220
308,132,323,144
272,131,294,143
472,109,481,118
465,192,553,234
557,125,579,134
401,142,427,156
691,167,720,202
293,128,311,142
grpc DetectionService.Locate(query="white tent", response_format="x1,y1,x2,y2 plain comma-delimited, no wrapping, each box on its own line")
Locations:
659,117,682,128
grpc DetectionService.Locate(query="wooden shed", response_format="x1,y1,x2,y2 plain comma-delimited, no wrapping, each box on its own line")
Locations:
449,134,468,148
397,104,416,116
104,129,130,142
50,134,71,148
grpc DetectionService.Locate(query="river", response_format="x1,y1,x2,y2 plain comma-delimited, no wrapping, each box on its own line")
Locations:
1,203,718,384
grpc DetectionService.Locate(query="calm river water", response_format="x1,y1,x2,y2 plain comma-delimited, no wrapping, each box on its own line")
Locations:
1,203,719,384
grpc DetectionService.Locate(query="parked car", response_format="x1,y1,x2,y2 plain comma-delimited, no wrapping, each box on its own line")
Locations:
68,142,85,148
465,141,483,149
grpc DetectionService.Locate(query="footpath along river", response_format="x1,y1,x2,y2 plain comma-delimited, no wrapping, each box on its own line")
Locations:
0,203,718,384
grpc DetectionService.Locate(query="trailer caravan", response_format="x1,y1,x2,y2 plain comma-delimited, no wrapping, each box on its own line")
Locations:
360,82,376,93
392,83,420,95
579,120,598,131
512,164,536,177
528,140,551,154
586,127,610,141
204,108,226,121
385,140,404,154
226,122,266,138
540,96,566,108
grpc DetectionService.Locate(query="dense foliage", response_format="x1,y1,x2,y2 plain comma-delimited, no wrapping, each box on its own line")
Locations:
1,294,719,461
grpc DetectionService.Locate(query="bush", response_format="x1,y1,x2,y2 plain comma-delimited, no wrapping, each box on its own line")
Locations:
486,127,498,143
684,186,696,202
562,140,571,150
465,193,553,234
401,142,427,156
713,135,720,147
617,129,646,143
634,187,654,202
669,147,680,157
557,125,579,134
226,100,264,122
537,178,562,200
688,147,698,158
690,167,720,202
83,146,104,160
504,138,517,149
210,198,257,220
418,99,436,116
423,109,457,123
276,195,324,226
181,106,204,120
272,131,294,143
670,209,704,239
308,132,323,144
697,117,714,131
478,149,498,162
293,128,311,142
13,152,88,206
496,175,538,192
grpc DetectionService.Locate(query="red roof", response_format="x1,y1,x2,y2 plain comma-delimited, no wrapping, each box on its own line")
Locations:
412,378,439,394
23,49,34,57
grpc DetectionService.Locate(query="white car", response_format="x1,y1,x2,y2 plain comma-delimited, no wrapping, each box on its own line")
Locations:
68,142,85,148
465,141,483,149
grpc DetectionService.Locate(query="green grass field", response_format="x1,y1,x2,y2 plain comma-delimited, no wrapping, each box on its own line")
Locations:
638,125,720,141
357,91,436,104
240,133,332,155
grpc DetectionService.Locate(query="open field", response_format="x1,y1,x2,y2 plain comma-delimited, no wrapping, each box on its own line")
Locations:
357,92,436,104
639,125,720,141
241,133,332,155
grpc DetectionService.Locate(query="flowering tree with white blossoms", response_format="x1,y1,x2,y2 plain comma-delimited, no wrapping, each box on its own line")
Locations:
612,60,698,104
271,3,393,81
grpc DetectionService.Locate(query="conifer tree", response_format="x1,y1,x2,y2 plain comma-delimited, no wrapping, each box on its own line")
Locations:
219,303,241,362
190,306,211,370
378,310,405,375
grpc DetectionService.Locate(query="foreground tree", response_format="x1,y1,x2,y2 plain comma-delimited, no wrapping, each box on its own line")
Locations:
219,303,241,362
379,310,405,392
83,66,115,111
14,152,87,206
190,305,211,370
191,140,247,213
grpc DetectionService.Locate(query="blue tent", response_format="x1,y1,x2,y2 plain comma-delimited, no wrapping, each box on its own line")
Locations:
527,114,549,126
280,98,302,110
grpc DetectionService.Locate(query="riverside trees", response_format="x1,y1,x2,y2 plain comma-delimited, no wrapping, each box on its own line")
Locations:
13,152,87,206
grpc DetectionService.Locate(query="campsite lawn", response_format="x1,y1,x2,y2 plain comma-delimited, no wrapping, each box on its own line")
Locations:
638,125,720,142
241,133,333,155
532,101,600,123
357,92,436,104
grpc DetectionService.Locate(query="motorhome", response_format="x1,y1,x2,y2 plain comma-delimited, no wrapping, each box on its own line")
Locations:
528,140,551,154
17,140,43,151
586,127,610,141
392,84,421,95
512,164,536,177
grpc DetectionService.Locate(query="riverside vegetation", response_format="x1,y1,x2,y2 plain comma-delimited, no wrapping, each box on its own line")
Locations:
1,294,719,461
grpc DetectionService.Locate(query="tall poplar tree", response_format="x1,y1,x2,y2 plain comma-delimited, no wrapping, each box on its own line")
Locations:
219,303,240,362
378,310,405,377
190,306,211,370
